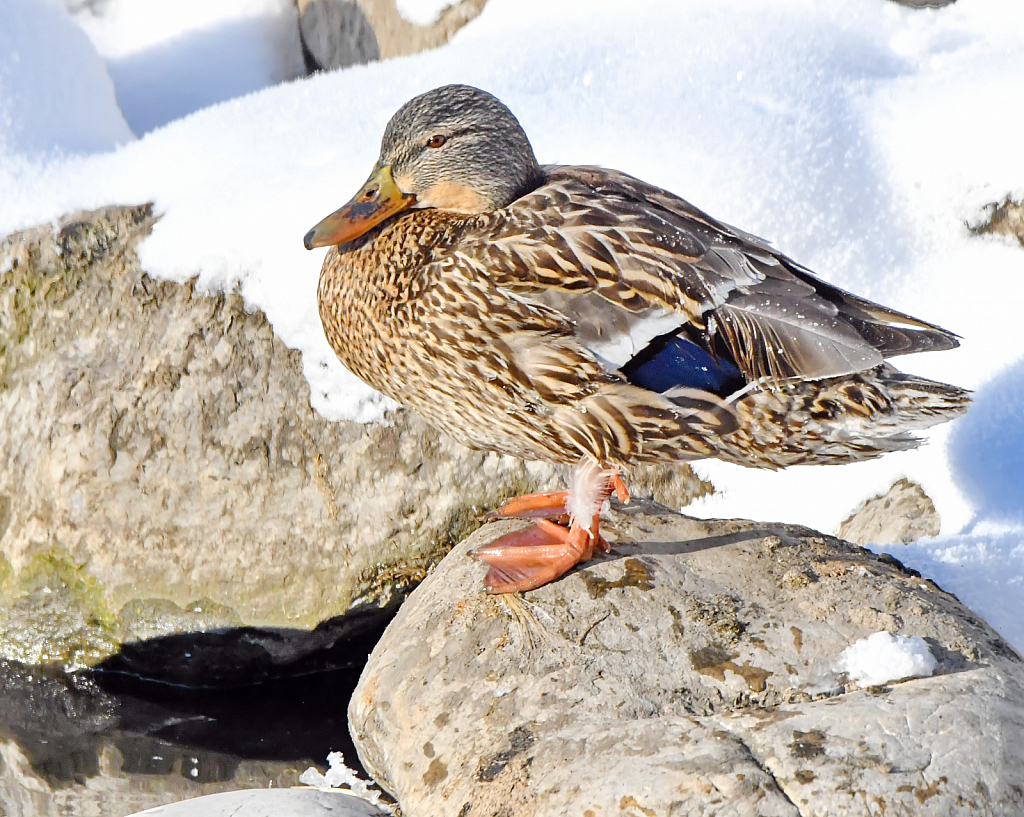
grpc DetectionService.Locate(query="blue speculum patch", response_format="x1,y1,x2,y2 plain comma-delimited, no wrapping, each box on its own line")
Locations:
622,334,744,397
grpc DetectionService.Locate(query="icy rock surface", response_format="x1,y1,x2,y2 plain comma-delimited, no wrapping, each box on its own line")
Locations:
122,788,387,816
351,503,1024,816
0,205,707,671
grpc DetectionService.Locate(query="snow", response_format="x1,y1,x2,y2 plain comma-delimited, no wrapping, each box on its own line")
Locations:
834,631,938,687
2,0,1024,649
300,751,386,808
67,0,304,135
0,0,133,157
871,529,1024,647
396,0,454,26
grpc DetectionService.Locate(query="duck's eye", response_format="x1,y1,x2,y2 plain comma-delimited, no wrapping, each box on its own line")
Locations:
426,134,447,149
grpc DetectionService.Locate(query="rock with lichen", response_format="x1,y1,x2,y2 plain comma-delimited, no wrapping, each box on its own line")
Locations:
351,502,1024,816
838,477,940,546
0,205,709,674
971,197,1024,247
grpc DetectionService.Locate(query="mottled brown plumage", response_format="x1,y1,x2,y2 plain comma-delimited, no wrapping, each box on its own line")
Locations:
307,84,969,593
317,207,734,469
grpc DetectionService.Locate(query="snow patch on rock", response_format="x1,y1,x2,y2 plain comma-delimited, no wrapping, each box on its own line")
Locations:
835,631,937,687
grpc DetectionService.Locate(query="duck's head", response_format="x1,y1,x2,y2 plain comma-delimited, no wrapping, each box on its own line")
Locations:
304,84,541,250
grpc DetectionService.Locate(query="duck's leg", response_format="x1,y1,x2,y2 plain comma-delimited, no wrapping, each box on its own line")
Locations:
471,461,627,593
487,490,571,524
488,475,630,523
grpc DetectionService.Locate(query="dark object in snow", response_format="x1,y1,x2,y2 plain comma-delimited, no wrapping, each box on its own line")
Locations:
304,84,969,595
296,0,489,74
297,0,380,73
971,197,1024,247
889,0,957,7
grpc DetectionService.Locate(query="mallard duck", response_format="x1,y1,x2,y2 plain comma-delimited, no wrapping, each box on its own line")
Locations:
305,84,968,594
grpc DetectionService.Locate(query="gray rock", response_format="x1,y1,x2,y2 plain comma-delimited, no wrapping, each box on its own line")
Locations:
0,206,707,673
971,197,1024,247
123,788,387,816
351,503,1024,816
296,0,488,72
298,0,380,73
888,0,956,7
838,477,940,545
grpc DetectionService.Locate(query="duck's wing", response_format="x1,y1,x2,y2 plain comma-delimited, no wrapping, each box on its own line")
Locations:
459,165,958,386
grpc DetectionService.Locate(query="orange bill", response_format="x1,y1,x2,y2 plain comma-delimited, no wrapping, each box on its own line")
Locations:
303,164,416,250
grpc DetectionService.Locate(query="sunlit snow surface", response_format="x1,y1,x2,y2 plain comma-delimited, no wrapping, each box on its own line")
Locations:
834,631,937,688
2,1,1024,649
68,0,304,134
0,0,133,156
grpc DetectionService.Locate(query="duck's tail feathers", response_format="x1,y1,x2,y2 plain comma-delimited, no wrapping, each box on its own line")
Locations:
708,364,971,469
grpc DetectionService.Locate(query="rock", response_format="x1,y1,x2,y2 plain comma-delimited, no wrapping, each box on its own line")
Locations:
297,0,380,73
888,0,956,7
837,477,940,545
971,197,1024,247
123,788,387,816
0,205,707,674
351,503,1024,816
0,204,548,672
296,0,488,72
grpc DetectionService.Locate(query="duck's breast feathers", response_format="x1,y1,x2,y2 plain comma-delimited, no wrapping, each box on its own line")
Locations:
455,165,958,388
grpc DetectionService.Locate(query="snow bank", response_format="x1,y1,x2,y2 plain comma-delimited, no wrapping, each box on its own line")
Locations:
872,531,1024,650
70,0,304,134
0,0,133,157
835,631,937,687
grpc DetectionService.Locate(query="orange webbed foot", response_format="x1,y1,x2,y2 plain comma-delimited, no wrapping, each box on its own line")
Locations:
472,464,630,593
471,519,592,593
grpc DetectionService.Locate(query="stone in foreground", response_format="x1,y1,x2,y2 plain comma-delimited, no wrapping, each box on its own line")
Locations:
351,504,1024,816
124,787,386,816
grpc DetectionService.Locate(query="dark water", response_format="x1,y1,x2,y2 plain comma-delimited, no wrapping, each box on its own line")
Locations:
0,607,394,813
